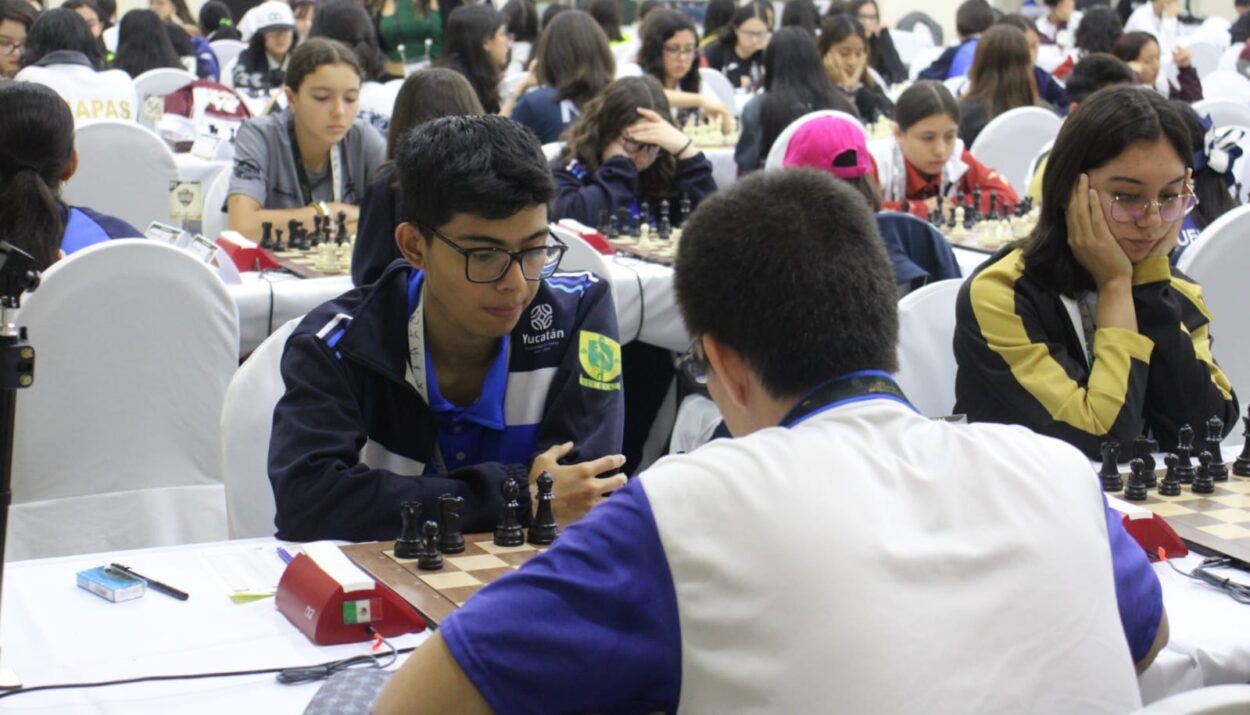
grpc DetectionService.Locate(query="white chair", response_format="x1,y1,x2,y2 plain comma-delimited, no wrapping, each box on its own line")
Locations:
541,141,563,163
103,24,119,53
895,278,964,417
613,40,640,68
1191,98,1250,132
550,225,617,306
209,39,247,70
1175,204,1250,404
699,67,738,114
1024,138,1055,195
1217,42,1244,72
763,109,866,170
63,120,178,231
133,67,197,101
220,57,239,88
1182,40,1222,79
500,72,529,102
943,74,967,98
891,28,920,69
616,62,643,78
202,168,231,240
1198,71,1250,104
358,79,402,124
908,45,947,81
10,240,238,560
1135,684,1250,714
221,317,301,538
969,106,1063,197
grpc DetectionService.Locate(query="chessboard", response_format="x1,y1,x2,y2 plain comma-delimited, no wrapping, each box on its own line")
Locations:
1111,469,1250,565
683,117,740,149
341,534,546,627
606,230,681,266
270,241,354,278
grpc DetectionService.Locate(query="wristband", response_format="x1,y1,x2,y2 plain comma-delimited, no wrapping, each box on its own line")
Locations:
677,138,694,156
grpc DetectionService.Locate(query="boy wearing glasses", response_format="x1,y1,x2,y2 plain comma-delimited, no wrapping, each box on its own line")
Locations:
269,115,626,542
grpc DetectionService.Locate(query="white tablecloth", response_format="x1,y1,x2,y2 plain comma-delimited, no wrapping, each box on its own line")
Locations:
0,535,1246,711
174,153,231,188
705,146,737,192
228,273,353,356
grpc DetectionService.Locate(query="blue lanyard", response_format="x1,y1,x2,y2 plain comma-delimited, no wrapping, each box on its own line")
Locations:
779,370,916,428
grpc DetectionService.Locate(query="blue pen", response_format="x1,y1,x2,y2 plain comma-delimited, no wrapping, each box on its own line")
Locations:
277,546,294,564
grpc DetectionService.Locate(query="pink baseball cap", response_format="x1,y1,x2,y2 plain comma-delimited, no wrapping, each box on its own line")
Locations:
782,116,871,180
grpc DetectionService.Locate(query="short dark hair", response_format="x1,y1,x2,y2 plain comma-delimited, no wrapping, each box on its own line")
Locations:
387,67,484,158
198,0,237,38
535,9,614,106
587,0,622,42
781,0,820,35
1075,6,1122,54
22,7,103,68
1024,86,1192,295
1237,0,1250,8
1112,30,1156,64
675,169,899,398
540,3,570,30
112,9,181,77
956,0,993,38
396,115,556,232
895,80,959,131
308,0,387,82
0,0,37,31
95,0,116,24
638,8,700,93
702,0,735,35
285,37,365,92
1065,52,1134,105
995,12,1039,35
637,0,662,23
501,0,538,43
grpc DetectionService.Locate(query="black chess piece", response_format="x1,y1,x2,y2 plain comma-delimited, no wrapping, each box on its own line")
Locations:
640,201,650,225
956,190,966,210
607,214,620,239
311,215,324,246
947,206,957,229
1174,425,1196,484
963,208,975,230
987,192,999,221
1098,440,1123,492
659,199,670,226
1125,458,1149,501
597,209,610,234
395,500,422,559
528,472,559,545
658,214,672,240
260,221,274,249
628,212,640,238
437,494,466,554
1236,405,1250,476
1205,416,1229,481
287,219,301,250
336,211,349,245
494,479,525,547
1193,451,1216,494
1132,436,1158,483
972,187,982,218
901,199,911,215
417,520,444,571
272,228,285,251
679,194,692,227
1159,454,1183,496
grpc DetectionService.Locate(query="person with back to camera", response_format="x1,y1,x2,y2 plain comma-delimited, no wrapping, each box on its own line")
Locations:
17,8,136,123
954,85,1237,459
269,114,626,542
436,4,509,114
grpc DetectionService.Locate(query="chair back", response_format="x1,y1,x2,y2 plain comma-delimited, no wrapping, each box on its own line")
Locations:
1175,204,1250,404
1192,98,1250,133
221,317,300,538
209,39,247,69
103,24,119,53
943,74,967,98
133,67,198,103
613,40,640,68
698,67,737,115
895,278,964,417
875,212,962,295
969,106,1063,196
220,57,239,88
1025,138,1055,195
63,120,179,231
616,61,643,78
896,11,943,46
764,109,866,170
1218,42,1244,72
1183,40,1222,78
202,168,231,239
1135,684,1250,714
908,45,947,80
10,240,238,559
542,142,563,163
891,28,920,67
550,225,617,305
1200,71,1250,104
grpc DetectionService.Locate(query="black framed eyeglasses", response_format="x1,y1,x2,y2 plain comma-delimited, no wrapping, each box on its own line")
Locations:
675,335,709,386
415,220,567,284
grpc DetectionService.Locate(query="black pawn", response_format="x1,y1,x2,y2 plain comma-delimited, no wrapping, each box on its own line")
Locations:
1193,452,1216,495
972,187,982,218
287,219,302,250
1160,454,1183,496
272,228,285,251
395,500,422,559
658,214,672,240
1236,406,1250,476
260,221,274,249
528,472,559,545
987,192,999,221
659,199,670,225
437,494,466,554
1174,425,1196,484
679,194,691,227
640,201,651,226
494,479,525,547
1125,458,1150,501
628,212,640,238
417,520,443,571
946,206,957,229
1132,436,1158,484
336,211,348,245
1206,416,1229,481
311,215,324,246
1098,440,1123,492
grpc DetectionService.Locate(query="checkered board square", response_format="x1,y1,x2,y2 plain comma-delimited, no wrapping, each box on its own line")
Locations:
341,534,546,627
1120,467,1250,563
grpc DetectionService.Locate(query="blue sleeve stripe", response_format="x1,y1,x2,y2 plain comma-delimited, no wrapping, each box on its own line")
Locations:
441,479,682,714
1103,495,1164,663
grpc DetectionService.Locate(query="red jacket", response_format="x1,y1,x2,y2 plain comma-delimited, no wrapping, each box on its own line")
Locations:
877,147,1019,219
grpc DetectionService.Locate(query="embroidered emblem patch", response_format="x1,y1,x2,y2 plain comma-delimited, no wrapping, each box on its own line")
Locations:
578,331,621,391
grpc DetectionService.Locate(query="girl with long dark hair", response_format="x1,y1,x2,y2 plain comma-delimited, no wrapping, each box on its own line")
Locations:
0,82,141,270
1171,101,1242,264
309,0,387,82
702,1,770,89
735,26,858,172
18,7,137,123
231,1,295,92
638,8,731,130
818,15,894,124
954,84,1237,458
436,4,508,114
1112,30,1201,102
552,75,718,228
847,0,906,85
957,25,1041,145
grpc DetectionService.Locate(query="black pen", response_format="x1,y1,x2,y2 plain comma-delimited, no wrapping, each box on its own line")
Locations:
107,563,190,601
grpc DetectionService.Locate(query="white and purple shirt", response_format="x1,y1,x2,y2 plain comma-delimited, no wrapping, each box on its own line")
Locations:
442,373,1160,713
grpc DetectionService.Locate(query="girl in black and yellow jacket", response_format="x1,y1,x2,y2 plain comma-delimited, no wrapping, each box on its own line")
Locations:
954,85,1236,460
